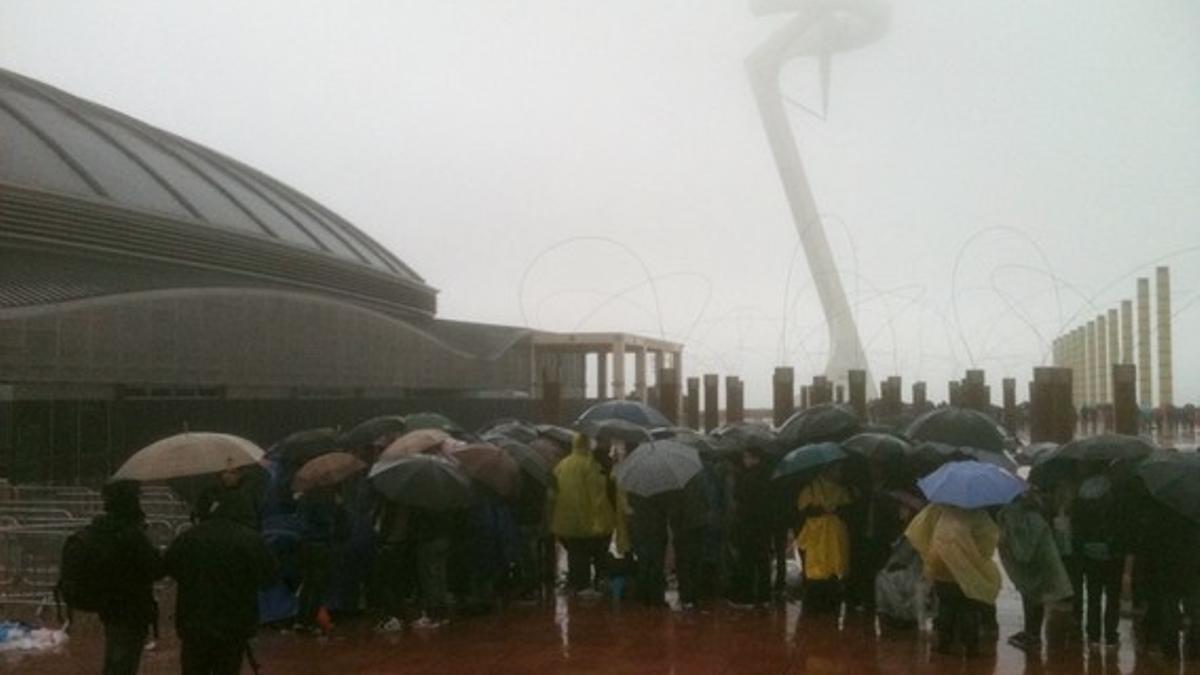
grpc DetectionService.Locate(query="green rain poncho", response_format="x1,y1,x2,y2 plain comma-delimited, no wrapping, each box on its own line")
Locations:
996,499,1073,603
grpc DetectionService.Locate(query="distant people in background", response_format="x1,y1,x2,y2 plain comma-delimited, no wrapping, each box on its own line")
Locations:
906,503,1001,658
795,464,852,613
87,481,165,675
166,489,276,675
997,489,1074,651
551,434,616,597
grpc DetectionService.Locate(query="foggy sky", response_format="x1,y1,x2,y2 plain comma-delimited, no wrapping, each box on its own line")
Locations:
3,1,1198,407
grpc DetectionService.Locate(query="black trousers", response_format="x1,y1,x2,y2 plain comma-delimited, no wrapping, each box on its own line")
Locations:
935,582,984,654
102,621,147,675
563,536,608,592
180,634,246,675
1022,595,1045,638
298,542,334,625
674,527,704,605
1080,556,1122,640
732,529,772,604
374,541,416,619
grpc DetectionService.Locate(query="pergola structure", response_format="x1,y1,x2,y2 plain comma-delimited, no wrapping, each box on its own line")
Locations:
531,332,684,413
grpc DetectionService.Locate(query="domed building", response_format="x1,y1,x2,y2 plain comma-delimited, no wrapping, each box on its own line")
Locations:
0,68,682,481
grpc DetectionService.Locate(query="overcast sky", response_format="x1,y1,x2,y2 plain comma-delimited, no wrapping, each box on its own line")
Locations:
3,1,1198,407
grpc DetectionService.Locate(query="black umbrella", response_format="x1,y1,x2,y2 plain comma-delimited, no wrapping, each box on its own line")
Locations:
483,434,554,488
479,419,539,445
906,407,1007,453
711,422,776,454
1137,451,1200,524
580,418,653,446
841,432,913,461
369,455,472,510
404,412,466,436
1015,442,1059,467
535,424,575,447
339,416,407,450
272,428,340,466
1057,434,1156,463
776,403,863,451
576,400,671,429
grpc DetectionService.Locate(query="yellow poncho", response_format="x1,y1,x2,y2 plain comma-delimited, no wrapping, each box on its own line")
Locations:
795,476,851,581
904,503,1001,605
550,441,616,539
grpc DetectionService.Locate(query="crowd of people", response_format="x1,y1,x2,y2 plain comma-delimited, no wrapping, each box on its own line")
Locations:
73,408,1200,674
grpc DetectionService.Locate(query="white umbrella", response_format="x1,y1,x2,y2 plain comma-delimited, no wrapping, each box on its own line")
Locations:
113,432,264,481
614,440,702,498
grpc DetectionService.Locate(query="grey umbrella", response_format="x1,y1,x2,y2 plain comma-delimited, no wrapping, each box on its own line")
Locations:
614,440,702,497
369,454,472,510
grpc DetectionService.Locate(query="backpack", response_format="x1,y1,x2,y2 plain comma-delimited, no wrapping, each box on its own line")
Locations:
1071,476,1116,558
56,523,119,617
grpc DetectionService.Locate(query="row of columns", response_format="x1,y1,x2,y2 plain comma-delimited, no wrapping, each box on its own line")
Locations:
1053,266,1172,409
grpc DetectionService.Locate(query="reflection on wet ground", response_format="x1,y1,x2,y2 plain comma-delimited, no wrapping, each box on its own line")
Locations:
4,584,1190,674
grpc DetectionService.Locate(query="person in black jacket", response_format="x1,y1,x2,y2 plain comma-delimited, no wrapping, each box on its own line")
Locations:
730,448,773,607
165,489,277,675
96,480,165,675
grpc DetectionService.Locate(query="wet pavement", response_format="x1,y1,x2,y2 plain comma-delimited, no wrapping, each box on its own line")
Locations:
4,586,1192,674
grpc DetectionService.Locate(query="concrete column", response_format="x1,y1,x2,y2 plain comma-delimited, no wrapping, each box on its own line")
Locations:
1085,320,1097,406
703,374,720,432
1096,314,1109,405
963,369,987,411
948,381,961,407
726,376,745,424
634,347,647,402
848,370,867,420
596,352,608,400
1137,277,1152,408
811,376,831,406
835,384,845,404
1107,307,1119,378
1120,300,1134,364
1031,367,1074,443
772,367,794,427
658,367,679,424
800,386,810,410
1002,377,1016,432
912,381,927,410
1113,364,1138,435
1157,266,1173,408
685,377,701,430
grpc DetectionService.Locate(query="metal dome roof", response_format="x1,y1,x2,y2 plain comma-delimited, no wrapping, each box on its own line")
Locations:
0,68,422,282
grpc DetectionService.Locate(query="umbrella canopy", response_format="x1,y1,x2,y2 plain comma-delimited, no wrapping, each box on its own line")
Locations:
614,440,703,497
711,422,777,454
339,416,407,450
906,407,1008,453
581,418,653,446
1137,451,1200,524
576,400,671,429
772,442,848,481
447,443,521,496
479,419,539,444
113,432,264,482
1016,442,1059,467
1057,434,1156,463
535,424,576,447
369,455,472,510
841,432,913,461
484,435,554,488
403,412,465,435
379,429,452,462
530,436,569,467
917,460,1026,509
776,404,863,450
657,429,719,456
273,428,340,466
291,452,367,494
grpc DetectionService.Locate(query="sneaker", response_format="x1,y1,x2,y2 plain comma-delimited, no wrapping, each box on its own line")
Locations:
375,617,404,633
727,600,755,610
143,640,158,652
412,616,447,629
577,589,603,601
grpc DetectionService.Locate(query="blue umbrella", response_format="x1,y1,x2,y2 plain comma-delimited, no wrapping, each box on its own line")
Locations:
772,442,847,481
918,461,1025,509
576,400,671,428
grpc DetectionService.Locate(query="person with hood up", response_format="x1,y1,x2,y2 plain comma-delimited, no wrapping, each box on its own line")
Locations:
795,463,853,613
165,488,276,675
92,480,165,675
905,502,1001,658
550,433,616,596
996,489,1073,651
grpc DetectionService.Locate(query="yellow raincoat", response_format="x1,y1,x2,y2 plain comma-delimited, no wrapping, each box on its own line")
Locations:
904,503,1001,605
795,476,852,581
550,437,616,539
